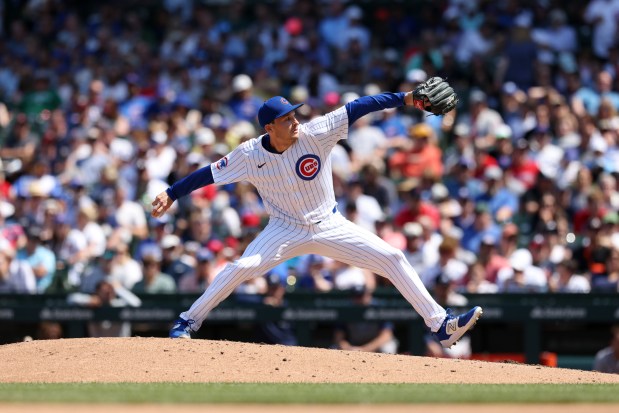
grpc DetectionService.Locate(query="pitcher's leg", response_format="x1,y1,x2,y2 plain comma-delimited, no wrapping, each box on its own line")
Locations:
312,216,446,332
180,220,310,330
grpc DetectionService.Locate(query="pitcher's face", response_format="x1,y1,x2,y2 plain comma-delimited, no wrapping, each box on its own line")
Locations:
270,111,299,141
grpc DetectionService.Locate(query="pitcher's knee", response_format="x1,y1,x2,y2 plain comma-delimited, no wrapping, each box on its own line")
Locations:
376,248,407,268
224,260,267,282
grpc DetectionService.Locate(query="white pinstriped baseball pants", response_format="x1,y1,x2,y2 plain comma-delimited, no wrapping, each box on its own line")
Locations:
181,211,447,332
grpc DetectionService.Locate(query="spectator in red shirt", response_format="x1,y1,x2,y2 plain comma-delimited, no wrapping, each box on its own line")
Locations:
477,235,510,283
389,123,443,180
507,139,539,193
394,188,441,230
472,144,499,180
573,188,608,234
0,166,12,200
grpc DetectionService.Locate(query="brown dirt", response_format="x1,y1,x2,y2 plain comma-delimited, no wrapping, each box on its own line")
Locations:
0,337,618,384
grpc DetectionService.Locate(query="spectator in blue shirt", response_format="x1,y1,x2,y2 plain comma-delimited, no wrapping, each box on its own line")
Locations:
475,165,519,224
17,225,56,293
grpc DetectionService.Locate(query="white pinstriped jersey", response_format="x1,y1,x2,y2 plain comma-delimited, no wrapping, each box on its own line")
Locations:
210,106,349,225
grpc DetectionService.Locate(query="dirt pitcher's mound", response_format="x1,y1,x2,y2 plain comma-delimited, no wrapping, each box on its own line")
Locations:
1,337,618,384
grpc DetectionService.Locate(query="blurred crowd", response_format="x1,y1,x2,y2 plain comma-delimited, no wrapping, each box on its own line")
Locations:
1,0,619,317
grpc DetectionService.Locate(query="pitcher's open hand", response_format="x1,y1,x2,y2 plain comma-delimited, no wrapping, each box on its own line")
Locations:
151,191,174,218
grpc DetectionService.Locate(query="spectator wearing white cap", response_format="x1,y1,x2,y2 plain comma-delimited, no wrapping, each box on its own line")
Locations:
228,74,262,123
493,124,514,170
497,248,547,293
193,126,217,162
145,128,177,182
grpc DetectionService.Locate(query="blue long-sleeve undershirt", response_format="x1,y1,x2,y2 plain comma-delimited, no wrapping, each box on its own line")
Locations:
165,92,408,201
166,165,213,201
345,92,407,125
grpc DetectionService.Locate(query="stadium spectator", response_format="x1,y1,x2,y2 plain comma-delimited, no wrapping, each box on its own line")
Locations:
548,259,591,293
333,285,398,354
497,249,548,293
67,279,141,337
593,325,619,374
178,248,216,293
16,225,56,293
132,247,176,294
0,236,36,293
421,236,468,289
253,272,298,346
389,123,443,180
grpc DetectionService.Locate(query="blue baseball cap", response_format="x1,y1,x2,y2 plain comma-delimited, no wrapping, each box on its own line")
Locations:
257,96,303,128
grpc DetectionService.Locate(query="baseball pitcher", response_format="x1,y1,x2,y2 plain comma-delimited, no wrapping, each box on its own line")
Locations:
152,77,481,348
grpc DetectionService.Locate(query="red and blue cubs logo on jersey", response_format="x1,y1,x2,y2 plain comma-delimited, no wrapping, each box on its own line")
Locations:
295,154,321,181
216,156,228,170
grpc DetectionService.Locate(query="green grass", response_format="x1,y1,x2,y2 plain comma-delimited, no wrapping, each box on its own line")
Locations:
0,383,619,404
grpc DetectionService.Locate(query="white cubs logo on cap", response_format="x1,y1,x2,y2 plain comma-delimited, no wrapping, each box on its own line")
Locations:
295,154,321,181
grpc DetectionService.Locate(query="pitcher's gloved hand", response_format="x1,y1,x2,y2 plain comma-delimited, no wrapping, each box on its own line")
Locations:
412,77,459,115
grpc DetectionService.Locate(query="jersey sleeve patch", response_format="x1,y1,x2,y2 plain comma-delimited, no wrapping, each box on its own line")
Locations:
216,156,228,170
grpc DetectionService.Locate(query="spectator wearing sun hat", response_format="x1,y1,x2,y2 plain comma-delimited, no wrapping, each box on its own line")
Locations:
389,123,443,180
